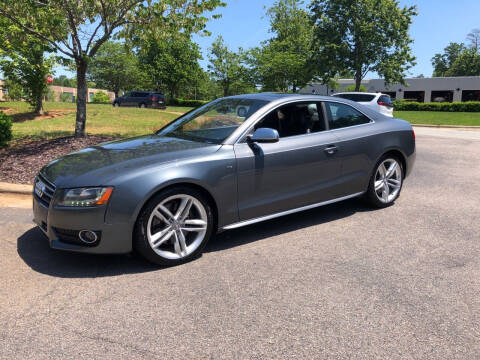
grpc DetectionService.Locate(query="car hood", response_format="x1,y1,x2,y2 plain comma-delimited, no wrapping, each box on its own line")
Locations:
41,135,221,187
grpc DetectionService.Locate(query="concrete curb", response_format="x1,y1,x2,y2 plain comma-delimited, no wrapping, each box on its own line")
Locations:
412,124,480,130
0,182,32,195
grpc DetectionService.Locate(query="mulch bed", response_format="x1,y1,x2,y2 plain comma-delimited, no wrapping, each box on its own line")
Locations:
0,135,118,185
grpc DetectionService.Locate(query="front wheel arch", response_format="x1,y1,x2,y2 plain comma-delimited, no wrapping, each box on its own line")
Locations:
132,182,219,245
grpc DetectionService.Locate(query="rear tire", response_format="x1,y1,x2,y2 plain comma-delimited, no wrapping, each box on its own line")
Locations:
134,186,214,266
365,155,403,208
139,103,146,108
114,102,120,107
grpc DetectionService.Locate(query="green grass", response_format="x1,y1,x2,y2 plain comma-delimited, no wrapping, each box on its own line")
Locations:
0,101,194,141
394,111,480,126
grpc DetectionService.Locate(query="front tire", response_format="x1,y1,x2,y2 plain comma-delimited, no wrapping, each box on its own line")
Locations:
139,103,146,108
134,186,214,266
365,156,403,208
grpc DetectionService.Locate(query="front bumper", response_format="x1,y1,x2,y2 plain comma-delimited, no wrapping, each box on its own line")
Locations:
33,193,132,254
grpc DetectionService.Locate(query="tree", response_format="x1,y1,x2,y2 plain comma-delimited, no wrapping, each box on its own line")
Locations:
52,75,76,87
431,42,466,77
255,0,315,92
0,18,55,114
0,0,224,137
467,29,480,52
344,84,368,92
445,49,480,77
310,0,417,91
88,41,146,98
208,36,249,96
139,35,203,100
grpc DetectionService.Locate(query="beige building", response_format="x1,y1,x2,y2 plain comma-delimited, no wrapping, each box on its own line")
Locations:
0,80,115,102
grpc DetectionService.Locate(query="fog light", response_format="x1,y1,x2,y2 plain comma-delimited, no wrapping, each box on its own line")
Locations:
78,230,98,244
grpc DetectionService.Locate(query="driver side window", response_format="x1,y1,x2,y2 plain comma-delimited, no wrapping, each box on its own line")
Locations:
254,102,326,138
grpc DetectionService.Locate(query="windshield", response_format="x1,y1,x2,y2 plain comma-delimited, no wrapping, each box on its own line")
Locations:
157,98,268,144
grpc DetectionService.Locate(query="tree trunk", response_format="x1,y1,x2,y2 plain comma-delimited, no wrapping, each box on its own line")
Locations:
34,91,43,115
354,68,362,92
75,60,88,138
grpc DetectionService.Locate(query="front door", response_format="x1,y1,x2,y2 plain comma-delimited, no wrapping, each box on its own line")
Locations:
234,101,343,221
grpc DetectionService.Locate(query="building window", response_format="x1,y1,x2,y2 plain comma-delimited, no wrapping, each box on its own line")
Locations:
461,90,480,102
403,91,425,103
89,92,94,102
383,91,396,100
61,91,74,102
431,90,454,103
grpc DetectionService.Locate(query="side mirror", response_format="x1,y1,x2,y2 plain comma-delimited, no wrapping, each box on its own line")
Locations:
247,128,279,143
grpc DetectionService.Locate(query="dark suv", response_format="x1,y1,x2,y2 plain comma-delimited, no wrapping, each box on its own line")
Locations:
113,91,166,109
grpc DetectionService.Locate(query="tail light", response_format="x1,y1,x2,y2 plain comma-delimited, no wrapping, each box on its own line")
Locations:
412,129,416,139
151,95,157,101
377,101,388,106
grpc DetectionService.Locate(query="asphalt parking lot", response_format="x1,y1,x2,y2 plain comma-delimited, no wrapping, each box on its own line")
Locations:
1,128,479,359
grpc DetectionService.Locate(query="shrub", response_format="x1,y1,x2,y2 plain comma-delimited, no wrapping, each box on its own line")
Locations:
92,91,111,104
393,100,480,112
169,98,209,107
45,86,57,102
59,92,73,102
0,111,13,149
4,79,24,101
343,84,368,92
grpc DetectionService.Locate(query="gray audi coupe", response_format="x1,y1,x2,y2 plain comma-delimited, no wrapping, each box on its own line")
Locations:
33,93,416,265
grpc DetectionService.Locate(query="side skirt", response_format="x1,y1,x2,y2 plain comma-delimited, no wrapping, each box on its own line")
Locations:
221,192,364,230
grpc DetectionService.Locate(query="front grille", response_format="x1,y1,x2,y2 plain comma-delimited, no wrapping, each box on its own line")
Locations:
34,174,56,207
53,227,101,247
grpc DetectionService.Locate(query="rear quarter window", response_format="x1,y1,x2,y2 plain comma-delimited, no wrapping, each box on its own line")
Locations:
325,102,371,129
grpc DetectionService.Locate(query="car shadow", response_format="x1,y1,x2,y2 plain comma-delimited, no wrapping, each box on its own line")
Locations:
205,198,374,253
17,198,376,278
17,228,159,278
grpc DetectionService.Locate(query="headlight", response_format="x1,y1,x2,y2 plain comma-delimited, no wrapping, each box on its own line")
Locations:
55,187,113,207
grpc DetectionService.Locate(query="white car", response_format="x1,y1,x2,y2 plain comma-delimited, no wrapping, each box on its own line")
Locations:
332,92,394,117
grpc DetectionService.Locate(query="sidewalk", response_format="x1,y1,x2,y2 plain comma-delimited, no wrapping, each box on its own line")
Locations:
0,182,32,208
0,182,31,194
413,126,480,140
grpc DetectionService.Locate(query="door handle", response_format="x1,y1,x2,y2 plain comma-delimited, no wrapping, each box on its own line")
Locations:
324,145,338,155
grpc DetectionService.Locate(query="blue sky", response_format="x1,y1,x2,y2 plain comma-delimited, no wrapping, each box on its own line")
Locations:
58,0,480,78
193,0,480,78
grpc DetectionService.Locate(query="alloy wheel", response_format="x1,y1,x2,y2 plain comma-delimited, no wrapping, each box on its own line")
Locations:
374,158,402,203
146,194,208,260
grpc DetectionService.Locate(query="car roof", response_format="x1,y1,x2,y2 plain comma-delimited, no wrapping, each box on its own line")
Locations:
226,92,341,102
222,92,384,119
130,91,163,94
333,92,381,95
